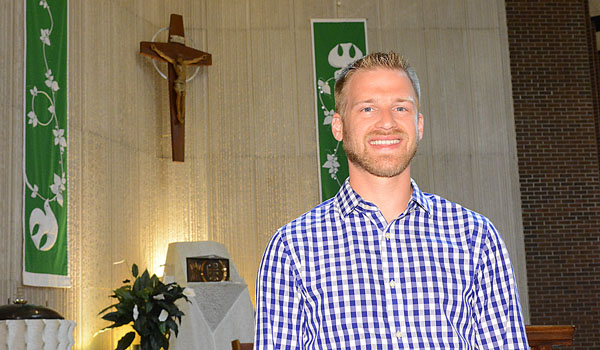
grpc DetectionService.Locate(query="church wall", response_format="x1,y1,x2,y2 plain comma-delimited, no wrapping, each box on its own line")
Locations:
0,0,528,348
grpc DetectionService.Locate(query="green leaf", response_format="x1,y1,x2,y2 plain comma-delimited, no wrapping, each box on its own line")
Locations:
132,264,139,278
102,320,131,330
166,319,178,335
114,286,134,301
136,288,149,301
141,269,150,285
133,277,142,292
101,310,125,322
98,303,119,316
150,334,161,350
116,331,136,350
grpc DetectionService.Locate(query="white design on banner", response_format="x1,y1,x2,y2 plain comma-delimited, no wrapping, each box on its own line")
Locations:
328,43,363,79
29,200,58,251
316,42,362,185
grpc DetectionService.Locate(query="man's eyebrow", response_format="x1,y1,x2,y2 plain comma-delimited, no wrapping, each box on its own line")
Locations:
351,98,376,106
351,97,417,107
393,97,416,104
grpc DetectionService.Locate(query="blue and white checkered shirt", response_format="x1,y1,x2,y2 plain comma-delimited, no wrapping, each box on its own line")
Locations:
255,179,529,349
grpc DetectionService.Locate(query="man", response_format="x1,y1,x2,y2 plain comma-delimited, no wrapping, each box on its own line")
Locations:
255,52,528,349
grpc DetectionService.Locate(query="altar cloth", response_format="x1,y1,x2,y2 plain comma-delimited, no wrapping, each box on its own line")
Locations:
165,241,255,350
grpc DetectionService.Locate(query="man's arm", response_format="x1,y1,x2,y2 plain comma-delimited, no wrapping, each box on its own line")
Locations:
473,221,529,349
255,231,303,350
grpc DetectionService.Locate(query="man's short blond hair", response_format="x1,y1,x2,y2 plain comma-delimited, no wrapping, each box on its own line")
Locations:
333,51,421,116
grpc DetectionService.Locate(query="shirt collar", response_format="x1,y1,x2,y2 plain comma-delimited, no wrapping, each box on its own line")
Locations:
409,178,432,215
335,178,432,217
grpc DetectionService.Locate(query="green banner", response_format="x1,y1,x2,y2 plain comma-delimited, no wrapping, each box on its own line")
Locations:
23,0,69,287
311,19,367,201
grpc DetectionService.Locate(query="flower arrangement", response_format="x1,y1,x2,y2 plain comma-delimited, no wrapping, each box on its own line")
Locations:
99,264,194,350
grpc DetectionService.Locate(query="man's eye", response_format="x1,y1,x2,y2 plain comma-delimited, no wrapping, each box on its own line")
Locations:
362,107,373,112
394,107,407,112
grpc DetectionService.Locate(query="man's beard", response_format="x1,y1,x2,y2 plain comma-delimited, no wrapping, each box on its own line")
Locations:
343,127,419,178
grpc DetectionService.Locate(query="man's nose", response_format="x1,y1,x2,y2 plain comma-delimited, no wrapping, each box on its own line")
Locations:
375,109,397,129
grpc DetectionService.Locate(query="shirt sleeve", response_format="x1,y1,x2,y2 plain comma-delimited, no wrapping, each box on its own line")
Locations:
472,221,529,349
254,230,304,350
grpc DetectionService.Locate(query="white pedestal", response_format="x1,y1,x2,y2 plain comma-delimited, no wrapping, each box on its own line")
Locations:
165,242,254,350
0,319,75,350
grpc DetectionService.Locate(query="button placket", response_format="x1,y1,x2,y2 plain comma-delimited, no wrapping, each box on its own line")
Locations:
392,218,409,347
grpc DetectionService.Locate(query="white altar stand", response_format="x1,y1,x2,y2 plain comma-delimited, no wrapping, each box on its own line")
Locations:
164,242,254,350
0,319,75,350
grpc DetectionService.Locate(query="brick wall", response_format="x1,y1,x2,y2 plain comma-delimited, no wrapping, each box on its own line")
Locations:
505,0,600,348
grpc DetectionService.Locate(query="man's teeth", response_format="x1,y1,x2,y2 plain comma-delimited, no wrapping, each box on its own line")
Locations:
370,139,400,145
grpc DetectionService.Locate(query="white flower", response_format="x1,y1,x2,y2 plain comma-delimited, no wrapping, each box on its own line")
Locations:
323,109,334,125
40,29,51,46
183,287,196,298
27,111,38,127
48,80,59,91
53,128,67,152
30,86,38,96
50,173,66,206
48,105,55,114
322,153,340,178
133,304,139,320
39,0,49,9
31,184,39,198
45,70,59,91
50,173,63,194
153,294,165,300
158,309,169,322
318,79,331,95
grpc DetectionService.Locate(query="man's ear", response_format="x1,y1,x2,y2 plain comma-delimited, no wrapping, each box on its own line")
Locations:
332,113,343,141
417,113,424,141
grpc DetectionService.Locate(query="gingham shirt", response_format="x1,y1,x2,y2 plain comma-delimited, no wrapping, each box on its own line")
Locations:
255,179,529,349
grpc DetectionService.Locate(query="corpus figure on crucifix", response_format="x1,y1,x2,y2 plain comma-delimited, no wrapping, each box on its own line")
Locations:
150,44,207,124
140,14,211,162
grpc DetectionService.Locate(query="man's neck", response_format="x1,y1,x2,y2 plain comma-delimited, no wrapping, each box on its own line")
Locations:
348,166,413,224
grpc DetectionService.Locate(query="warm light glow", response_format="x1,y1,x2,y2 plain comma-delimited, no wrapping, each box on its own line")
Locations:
151,239,169,278
91,327,110,338
155,264,165,278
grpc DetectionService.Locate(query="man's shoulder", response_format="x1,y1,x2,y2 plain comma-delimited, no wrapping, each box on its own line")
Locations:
277,197,338,236
422,191,494,228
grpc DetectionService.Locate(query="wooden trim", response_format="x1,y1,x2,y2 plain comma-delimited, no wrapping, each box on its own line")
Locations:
231,339,253,350
525,325,575,349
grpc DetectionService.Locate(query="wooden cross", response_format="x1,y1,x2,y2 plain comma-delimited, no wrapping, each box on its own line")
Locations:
140,14,211,162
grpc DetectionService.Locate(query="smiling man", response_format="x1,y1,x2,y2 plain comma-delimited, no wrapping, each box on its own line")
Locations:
255,52,529,349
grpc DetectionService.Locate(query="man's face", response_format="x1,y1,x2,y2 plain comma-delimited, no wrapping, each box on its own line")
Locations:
332,68,424,178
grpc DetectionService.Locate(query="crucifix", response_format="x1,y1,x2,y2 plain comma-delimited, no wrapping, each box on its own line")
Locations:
140,14,211,162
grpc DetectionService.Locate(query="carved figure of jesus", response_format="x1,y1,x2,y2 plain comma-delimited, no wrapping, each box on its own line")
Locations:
150,44,207,124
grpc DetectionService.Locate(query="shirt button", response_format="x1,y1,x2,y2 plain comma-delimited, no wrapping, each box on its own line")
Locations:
384,232,391,239
395,331,402,338
389,280,396,288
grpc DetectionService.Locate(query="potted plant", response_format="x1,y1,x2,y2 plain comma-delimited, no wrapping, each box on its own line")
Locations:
99,264,194,350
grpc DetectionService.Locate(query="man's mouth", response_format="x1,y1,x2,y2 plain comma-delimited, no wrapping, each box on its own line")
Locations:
369,139,401,145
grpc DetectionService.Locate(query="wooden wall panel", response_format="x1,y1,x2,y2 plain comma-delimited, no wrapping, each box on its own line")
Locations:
0,0,529,348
